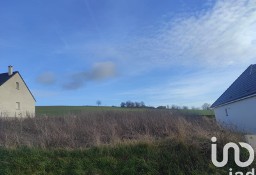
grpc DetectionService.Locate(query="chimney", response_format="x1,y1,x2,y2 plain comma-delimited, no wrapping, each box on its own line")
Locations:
8,65,13,76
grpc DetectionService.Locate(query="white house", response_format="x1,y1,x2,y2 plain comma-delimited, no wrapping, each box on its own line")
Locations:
0,66,36,117
211,64,256,133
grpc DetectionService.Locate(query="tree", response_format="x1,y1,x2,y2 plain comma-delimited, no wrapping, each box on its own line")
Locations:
130,102,135,108
140,101,145,108
120,100,146,108
120,102,126,108
202,103,211,110
125,101,135,108
125,101,130,108
157,106,167,109
171,105,180,110
96,100,101,106
135,102,141,108
182,106,188,110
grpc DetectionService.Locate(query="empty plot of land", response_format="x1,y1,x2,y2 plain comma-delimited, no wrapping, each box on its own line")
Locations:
0,109,222,149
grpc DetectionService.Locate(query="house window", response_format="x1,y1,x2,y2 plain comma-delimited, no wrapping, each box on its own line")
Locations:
16,82,20,90
225,108,229,116
16,102,20,110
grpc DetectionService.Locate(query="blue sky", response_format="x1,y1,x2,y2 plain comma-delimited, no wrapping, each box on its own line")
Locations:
0,0,256,107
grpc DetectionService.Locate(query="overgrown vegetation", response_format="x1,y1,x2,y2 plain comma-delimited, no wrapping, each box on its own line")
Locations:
2,109,218,148
0,108,251,175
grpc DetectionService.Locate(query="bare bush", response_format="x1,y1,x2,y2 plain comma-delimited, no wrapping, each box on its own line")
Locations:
0,109,240,149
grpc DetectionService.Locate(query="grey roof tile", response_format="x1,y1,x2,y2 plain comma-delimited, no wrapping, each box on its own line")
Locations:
0,71,18,86
211,64,256,108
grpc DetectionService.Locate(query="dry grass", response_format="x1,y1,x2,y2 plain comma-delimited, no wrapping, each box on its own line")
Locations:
0,109,241,149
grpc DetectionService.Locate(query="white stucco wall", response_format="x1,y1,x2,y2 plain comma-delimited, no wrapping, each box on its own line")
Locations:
214,96,256,134
0,73,35,117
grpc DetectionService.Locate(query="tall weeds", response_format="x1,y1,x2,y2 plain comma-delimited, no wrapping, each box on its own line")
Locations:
0,109,240,149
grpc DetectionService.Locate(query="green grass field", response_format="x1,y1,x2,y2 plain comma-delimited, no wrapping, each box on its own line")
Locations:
0,139,250,175
36,106,214,117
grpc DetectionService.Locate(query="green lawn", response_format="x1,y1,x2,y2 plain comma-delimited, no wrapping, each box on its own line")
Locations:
0,140,247,175
36,106,214,117
179,109,214,116
36,106,142,116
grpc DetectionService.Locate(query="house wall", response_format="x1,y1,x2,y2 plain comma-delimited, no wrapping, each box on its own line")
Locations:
214,96,256,134
0,73,35,117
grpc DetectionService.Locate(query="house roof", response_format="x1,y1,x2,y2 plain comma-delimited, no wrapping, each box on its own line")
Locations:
0,71,18,86
0,71,36,101
211,64,256,108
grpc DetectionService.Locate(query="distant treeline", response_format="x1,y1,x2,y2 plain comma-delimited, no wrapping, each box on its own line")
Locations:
120,101,211,110
120,101,146,108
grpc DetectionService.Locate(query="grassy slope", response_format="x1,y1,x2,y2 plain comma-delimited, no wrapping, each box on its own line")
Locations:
36,106,141,116
36,106,214,117
0,140,241,175
0,107,252,175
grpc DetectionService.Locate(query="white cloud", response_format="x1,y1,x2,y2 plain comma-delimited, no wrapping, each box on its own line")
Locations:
126,0,256,68
52,0,256,71
118,0,256,106
49,0,256,105
118,67,245,107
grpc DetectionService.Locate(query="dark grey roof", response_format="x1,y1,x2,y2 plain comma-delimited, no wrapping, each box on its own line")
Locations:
0,71,18,86
0,71,36,101
211,64,256,108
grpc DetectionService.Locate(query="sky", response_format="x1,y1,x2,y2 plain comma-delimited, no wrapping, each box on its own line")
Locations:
0,0,256,107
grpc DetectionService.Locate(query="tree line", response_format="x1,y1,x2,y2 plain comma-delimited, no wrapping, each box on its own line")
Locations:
120,101,146,108
120,101,211,110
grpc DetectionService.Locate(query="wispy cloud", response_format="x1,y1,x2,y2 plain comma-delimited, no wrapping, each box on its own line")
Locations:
128,0,256,68
114,0,256,105
38,0,256,105
118,68,244,107
36,72,56,85
63,61,117,90
55,0,256,73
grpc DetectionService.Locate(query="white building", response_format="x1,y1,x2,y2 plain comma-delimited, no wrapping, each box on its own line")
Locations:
211,64,256,133
0,66,36,117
